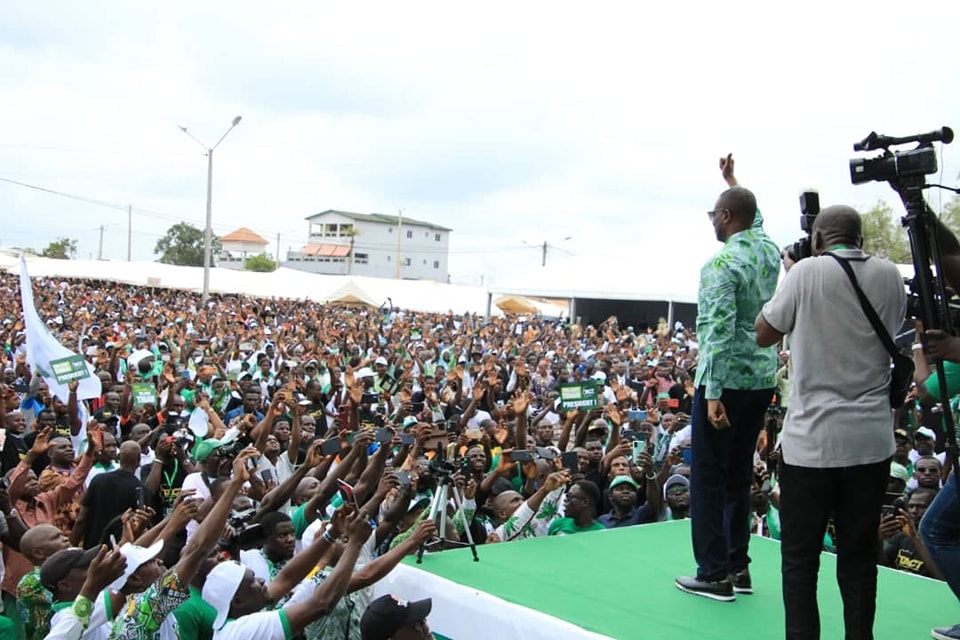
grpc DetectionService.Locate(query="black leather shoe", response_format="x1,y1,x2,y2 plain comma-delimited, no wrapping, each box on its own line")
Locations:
730,568,752,594
675,575,735,602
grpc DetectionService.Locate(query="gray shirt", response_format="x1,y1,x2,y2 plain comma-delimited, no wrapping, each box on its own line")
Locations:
761,249,906,468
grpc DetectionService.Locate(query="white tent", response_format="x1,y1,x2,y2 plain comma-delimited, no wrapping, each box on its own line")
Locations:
491,253,701,304
0,251,497,316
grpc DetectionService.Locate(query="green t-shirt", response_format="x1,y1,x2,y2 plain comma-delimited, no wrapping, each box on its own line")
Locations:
924,360,960,398
172,585,217,640
291,502,310,539
547,517,605,536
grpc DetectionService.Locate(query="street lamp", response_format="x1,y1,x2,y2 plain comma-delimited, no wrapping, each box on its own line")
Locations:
178,115,243,302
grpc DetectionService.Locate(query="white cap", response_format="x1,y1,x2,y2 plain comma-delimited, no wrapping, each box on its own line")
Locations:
355,367,375,379
375,357,388,366
203,560,246,630
107,540,164,592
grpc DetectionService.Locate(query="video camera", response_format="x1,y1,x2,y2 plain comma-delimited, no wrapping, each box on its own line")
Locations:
849,127,952,186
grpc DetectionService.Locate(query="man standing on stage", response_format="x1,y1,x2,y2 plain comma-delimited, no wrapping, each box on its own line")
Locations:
675,155,780,602
756,205,905,638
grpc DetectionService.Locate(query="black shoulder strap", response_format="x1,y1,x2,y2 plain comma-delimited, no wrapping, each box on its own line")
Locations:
824,251,897,357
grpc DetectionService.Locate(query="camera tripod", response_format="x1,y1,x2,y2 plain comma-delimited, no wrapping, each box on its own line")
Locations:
415,471,480,563
854,126,959,498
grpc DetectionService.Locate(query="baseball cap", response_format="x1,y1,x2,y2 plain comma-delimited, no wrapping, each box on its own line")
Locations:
916,427,936,440
663,473,690,500
193,438,224,462
609,475,639,491
894,428,910,441
587,419,608,433
590,371,607,383
107,540,165,592
40,546,100,592
203,560,246,631
375,356,388,366
127,349,154,371
360,594,432,640
355,367,375,379
401,416,418,430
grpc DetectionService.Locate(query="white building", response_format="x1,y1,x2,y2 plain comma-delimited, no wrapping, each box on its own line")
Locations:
218,227,270,270
284,210,452,281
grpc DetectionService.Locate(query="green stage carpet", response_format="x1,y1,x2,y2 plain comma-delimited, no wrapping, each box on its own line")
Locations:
406,519,956,639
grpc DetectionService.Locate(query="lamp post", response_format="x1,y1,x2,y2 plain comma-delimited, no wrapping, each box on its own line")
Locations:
178,115,242,302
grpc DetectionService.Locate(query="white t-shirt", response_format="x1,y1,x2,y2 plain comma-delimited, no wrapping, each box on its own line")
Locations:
180,472,214,541
214,610,290,640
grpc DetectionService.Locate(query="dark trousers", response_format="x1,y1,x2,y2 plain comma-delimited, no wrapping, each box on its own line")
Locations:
779,458,889,640
690,386,774,581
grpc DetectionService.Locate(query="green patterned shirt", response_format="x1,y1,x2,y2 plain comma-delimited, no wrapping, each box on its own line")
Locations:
695,209,780,399
17,567,52,640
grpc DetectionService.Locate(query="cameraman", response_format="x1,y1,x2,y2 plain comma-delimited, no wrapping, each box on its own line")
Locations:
755,205,906,639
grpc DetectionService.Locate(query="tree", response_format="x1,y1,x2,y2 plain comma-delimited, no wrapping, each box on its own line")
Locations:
154,223,221,266
244,254,276,272
41,237,77,260
860,200,911,263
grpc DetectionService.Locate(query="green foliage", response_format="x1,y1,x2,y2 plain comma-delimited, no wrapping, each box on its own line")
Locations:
861,195,960,263
860,200,911,263
244,254,277,272
41,237,77,260
154,223,221,266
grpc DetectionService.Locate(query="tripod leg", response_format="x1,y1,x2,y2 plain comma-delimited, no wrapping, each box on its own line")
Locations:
416,487,444,564
450,484,480,562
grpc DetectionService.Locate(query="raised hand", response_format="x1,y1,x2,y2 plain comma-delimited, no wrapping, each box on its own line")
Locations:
719,153,736,186
512,390,530,415
411,519,438,544
544,470,571,492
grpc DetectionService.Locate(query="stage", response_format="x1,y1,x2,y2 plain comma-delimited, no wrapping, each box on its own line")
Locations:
373,519,956,639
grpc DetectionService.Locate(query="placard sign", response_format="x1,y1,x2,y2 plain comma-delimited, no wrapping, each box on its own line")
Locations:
49,355,91,384
132,383,158,407
559,381,600,411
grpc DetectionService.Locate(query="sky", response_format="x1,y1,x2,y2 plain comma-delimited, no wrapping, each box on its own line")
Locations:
1,1,959,288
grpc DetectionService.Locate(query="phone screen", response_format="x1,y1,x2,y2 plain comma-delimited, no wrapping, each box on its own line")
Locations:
561,451,579,473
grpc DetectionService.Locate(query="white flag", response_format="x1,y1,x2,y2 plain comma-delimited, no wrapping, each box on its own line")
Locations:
18,255,102,403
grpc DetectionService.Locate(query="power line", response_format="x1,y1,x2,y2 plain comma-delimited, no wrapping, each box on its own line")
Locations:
0,176,536,258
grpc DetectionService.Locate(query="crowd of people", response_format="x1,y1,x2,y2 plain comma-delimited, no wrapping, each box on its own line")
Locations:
0,156,955,640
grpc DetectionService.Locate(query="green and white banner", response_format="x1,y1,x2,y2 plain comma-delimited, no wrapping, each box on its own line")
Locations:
559,381,600,411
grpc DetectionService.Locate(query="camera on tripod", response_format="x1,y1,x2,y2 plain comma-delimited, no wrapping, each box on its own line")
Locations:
849,127,953,185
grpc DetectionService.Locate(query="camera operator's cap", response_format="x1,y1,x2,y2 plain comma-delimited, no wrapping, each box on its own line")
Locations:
361,594,432,640
194,438,224,462
203,560,246,631
355,367,375,379
889,461,910,483
107,540,165,592
609,475,639,491
40,546,100,592
127,349,154,371
663,473,690,500
375,356,388,366
916,426,936,440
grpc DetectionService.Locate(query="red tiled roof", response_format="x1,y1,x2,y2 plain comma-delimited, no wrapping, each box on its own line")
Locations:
221,227,268,244
301,244,351,257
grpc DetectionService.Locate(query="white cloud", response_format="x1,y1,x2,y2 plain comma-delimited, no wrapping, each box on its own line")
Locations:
1,0,958,285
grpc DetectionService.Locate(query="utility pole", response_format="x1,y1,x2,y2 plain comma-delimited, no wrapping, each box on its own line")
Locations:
542,240,547,267
97,225,104,260
127,205,132,261
394,208,403,279
276,232,280,266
